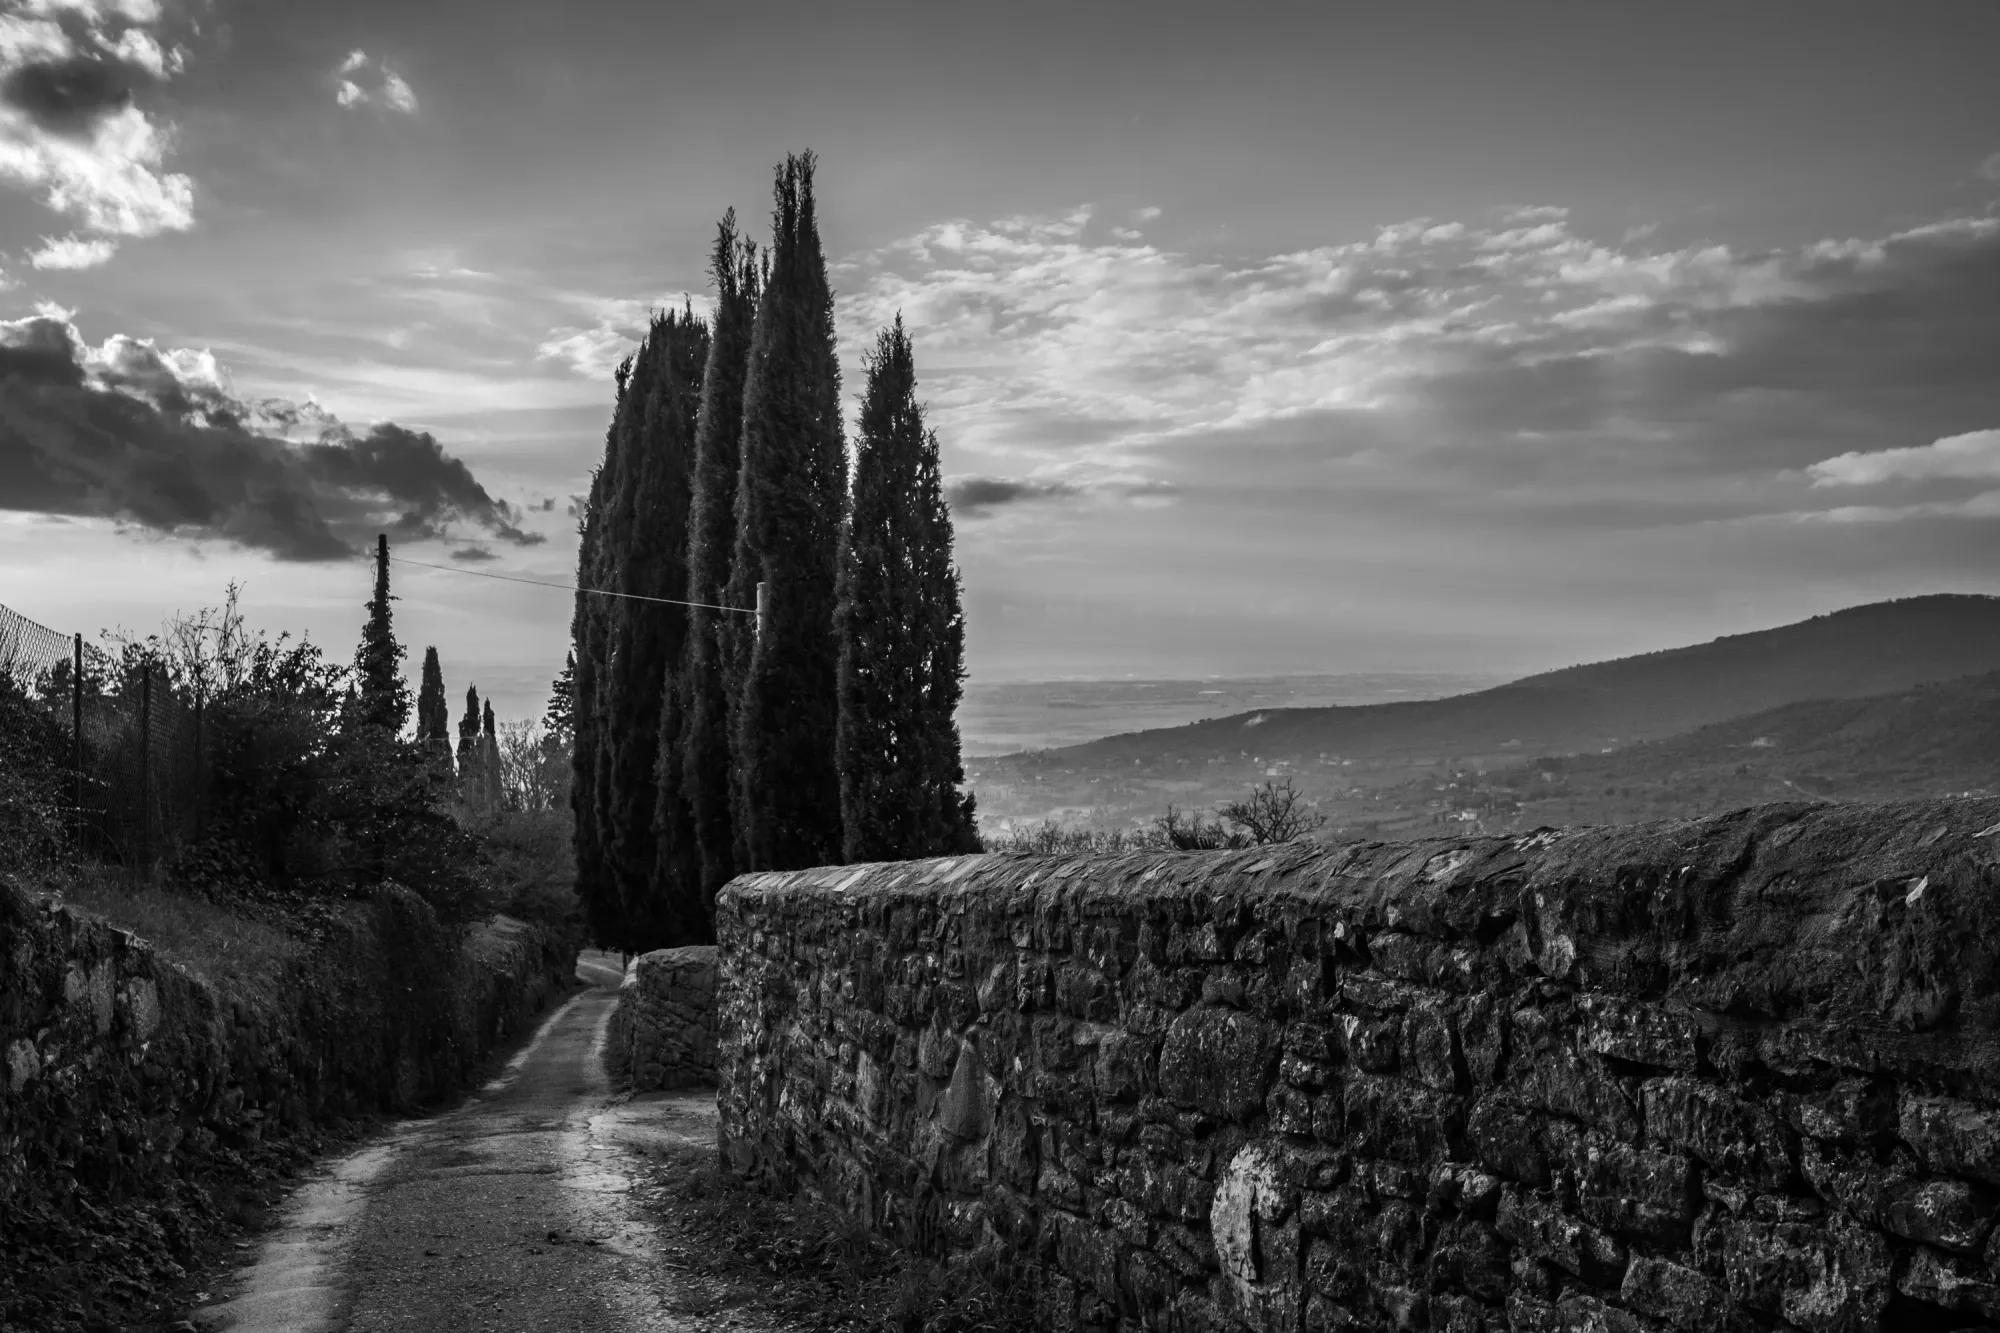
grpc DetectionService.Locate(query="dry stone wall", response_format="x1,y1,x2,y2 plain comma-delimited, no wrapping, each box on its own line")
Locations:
0,877,577,1330
607,944,719,1090
716,797,2000,1333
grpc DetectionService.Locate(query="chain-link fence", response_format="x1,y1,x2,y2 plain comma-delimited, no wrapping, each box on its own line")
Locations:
1,601,210,876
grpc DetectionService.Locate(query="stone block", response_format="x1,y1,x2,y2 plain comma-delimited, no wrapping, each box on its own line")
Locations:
1720,1217,1891,1332
1901,1092,2000,1186
1494,1186,1626,1286
1158,1007,1273,1121
1620,1255,1751,1331
1641,1077,1794,1189
1897,1245,2000,1321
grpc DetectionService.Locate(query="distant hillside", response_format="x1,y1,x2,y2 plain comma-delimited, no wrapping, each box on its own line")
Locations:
1361,667,2000,838
1032,594,2000,767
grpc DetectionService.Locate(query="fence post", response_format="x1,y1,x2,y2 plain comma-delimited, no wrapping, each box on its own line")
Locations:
192,689,204,838
755,580,768,642
140,664,152,879
72,633,82,849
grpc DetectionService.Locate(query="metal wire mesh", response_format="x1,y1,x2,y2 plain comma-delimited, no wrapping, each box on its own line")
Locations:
0,601,209,874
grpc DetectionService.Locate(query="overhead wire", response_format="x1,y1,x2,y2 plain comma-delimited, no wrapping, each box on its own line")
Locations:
384,554,757,615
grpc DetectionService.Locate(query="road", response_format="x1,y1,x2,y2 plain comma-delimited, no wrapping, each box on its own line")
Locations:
201,952,755,1333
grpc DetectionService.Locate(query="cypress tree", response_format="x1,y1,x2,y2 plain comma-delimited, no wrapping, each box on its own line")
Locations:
354,533,408,733
481,699,504,810
726,150,848,872
571,356,638,948
456,684,482,786
682,210,761,919
417,646,452,772
835,317,979,861
601,307,709,951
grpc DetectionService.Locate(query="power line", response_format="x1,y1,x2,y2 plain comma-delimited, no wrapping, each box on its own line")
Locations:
384,554,758,615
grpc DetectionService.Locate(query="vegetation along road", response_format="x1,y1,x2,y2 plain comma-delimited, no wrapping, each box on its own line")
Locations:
200,953,764,1333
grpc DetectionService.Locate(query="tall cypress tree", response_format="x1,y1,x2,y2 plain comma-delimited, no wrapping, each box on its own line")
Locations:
726,151,848,872
835,317,979,861
601,307,709,951
481,699,504,810
417,646,452,772
355,534,409,733
682,210,761,915
571,355,639,948
456,684,482,785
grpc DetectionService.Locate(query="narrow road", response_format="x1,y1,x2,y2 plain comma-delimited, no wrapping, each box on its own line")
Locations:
202,953,744,1333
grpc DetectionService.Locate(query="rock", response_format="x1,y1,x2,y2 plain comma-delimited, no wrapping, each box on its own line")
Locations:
1159,1008,1273,1120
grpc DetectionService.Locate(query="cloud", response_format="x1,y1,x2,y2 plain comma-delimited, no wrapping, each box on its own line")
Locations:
27,231,115,268
1808,429,2000,487
0,312,544,560
1981,152,2000,183
536,292,707,380
334,50,418,114
840,200,2000,541
450,545,496,562
0,1,194,240
946,475,1079,515
945,472,1177,518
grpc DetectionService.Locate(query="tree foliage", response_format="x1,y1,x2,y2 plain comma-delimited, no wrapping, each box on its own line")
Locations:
354,534,409,734
835,317,978,862
682,210,762,916
727,151,849,873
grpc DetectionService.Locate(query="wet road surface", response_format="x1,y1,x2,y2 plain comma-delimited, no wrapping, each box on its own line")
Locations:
202,953,756,1333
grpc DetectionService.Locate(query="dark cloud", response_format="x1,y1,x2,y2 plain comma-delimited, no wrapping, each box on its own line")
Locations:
945,474,1178,518
1,56,135,136
451,546,497,562
0,315,546,562
946,476,1080,516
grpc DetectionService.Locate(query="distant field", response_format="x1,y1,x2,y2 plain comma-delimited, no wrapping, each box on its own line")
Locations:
957,671,1510,756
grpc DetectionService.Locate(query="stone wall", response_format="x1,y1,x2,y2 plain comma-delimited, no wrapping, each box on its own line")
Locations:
606,944,719,1090
0,877,578,1330
716,797,2000,1333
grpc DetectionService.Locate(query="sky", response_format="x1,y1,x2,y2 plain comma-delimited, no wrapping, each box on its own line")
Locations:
2,0,1998,723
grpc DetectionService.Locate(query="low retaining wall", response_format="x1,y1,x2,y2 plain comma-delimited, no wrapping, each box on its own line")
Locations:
0,878,577,1331
607,944,719,1090
717,798,2000,1333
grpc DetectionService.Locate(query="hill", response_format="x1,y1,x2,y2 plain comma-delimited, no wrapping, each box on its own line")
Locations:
1356,667,2000,839
967,594,2000,831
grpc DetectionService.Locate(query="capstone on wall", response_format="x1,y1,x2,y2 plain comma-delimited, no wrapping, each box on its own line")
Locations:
716,798,2000,1333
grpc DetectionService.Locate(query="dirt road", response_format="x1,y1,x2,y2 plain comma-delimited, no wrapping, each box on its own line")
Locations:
201,952,757,1333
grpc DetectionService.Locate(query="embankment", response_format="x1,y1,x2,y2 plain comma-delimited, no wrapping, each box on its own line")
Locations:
0,876,577,1331
717,797,2000,1332
606,944,719,1091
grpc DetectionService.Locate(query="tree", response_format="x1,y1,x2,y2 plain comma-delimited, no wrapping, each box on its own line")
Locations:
417,646,452,774
595,308,708,952
354,534,408,734
835,317,979,862
543,652,575,740
1218,778,1326,845
682,210,762,916
480,698,504,811
456,684,483,797
726,150,848,873
570,357,638,949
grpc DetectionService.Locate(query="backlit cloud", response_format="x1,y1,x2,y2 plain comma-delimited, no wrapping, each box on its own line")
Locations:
0,0,194,241
0,311,544,560
1809,429,2000,487
27,232,115,268
334,49,418,114
841,203,2000,539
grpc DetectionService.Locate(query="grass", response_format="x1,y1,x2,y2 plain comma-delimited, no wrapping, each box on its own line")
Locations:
47,866,306,1000
628,1150,1041,1333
